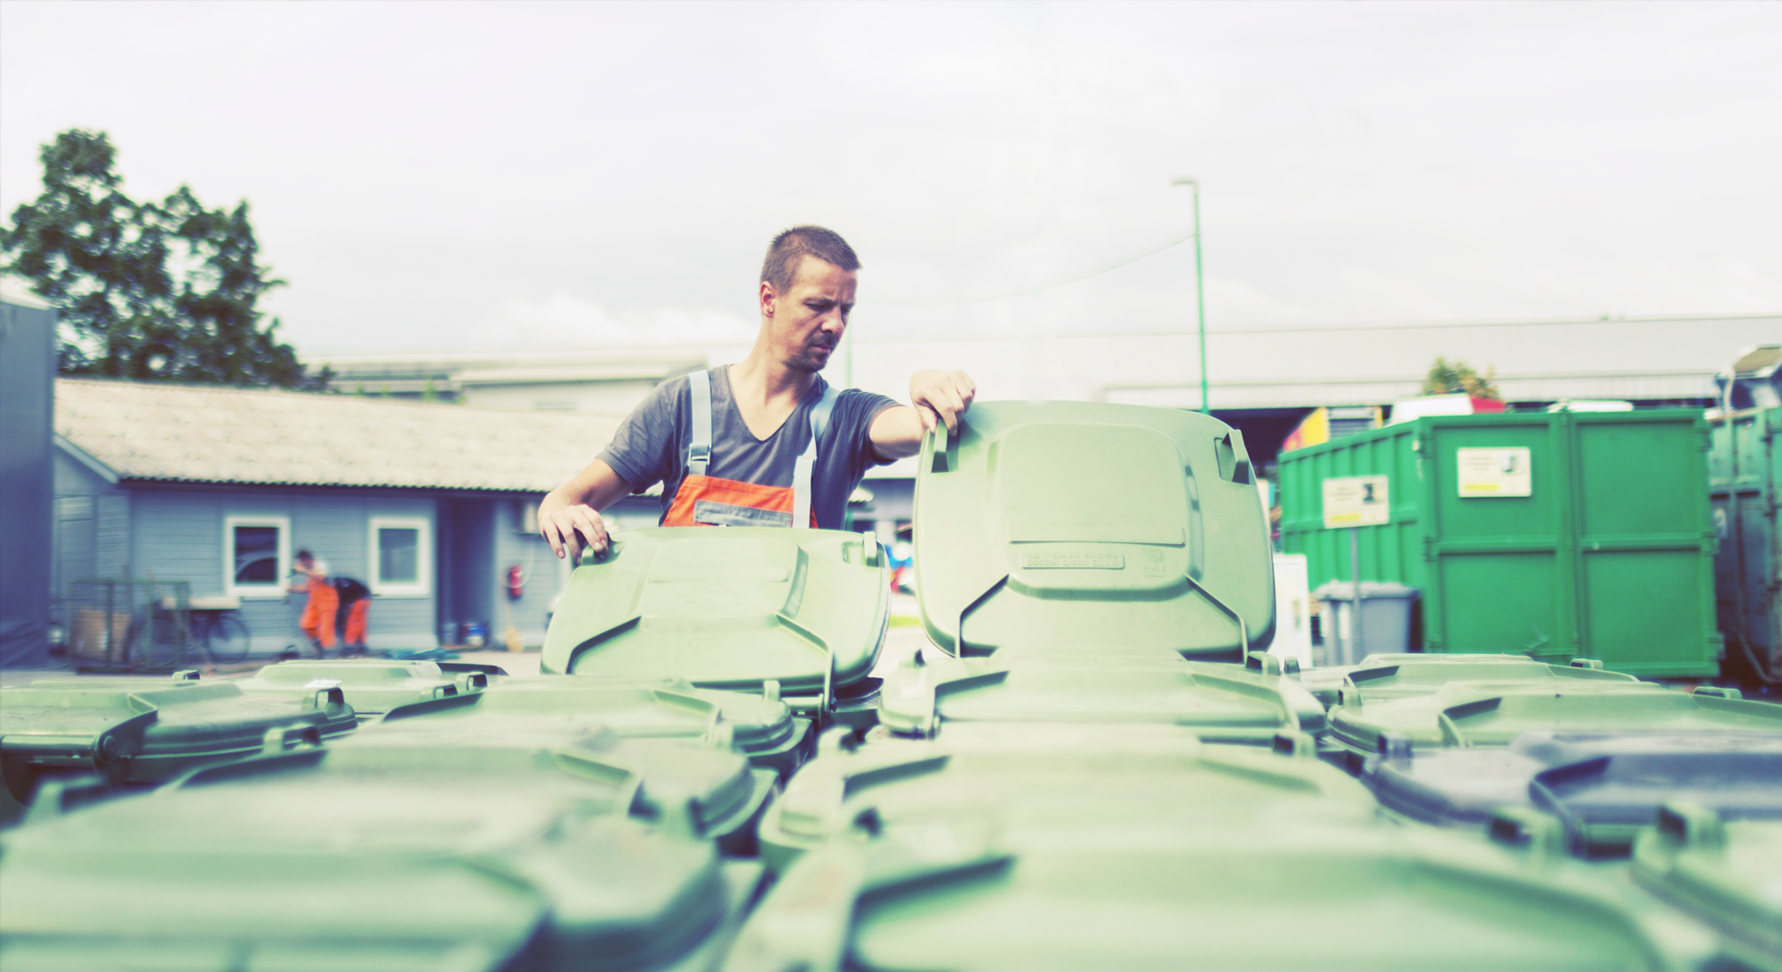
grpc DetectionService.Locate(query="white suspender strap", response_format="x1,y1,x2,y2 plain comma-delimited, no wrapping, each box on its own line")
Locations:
687,369,713,478
791,384,841,530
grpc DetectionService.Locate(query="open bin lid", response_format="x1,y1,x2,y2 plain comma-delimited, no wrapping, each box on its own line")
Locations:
0,673,356,792
911,402,1273,661
1327,678,1671,756
234,658,486,718
541,527,889,700
1,732,758,972
1632,805,1782,967
734,781,1720,972
373,676,810,777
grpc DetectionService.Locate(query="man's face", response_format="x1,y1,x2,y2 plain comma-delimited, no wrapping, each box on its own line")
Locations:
761,255,856,374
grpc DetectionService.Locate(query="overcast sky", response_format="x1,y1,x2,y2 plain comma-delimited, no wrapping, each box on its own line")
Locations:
2,1,1778,358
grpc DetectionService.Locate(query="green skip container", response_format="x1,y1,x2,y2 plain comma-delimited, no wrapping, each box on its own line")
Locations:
1710,405,1782,684
0,727,765,971
1279,409,1722,676
0,672,356,824
542,527,890,729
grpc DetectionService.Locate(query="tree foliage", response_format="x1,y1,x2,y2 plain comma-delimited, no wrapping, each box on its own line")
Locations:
1422,356,1500,400
2,130,327,389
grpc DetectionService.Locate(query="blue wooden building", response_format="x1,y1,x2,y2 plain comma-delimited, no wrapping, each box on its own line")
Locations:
52,378,637,656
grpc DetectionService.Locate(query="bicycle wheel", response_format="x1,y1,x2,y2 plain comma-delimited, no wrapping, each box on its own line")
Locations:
204,614,253,665
125,609,188,669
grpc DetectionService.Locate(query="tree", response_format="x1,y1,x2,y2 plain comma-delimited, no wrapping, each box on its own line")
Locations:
2,130,327,389
1422,356,1500,400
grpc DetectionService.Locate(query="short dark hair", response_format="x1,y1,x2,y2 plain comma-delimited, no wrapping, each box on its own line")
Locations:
295,549,313,562
760,226,860,294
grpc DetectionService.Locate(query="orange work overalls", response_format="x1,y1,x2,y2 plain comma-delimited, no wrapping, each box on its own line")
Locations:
661,370,840,529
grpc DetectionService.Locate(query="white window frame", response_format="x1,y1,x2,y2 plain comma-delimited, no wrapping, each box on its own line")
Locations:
368,515,432,598
224,515,291,599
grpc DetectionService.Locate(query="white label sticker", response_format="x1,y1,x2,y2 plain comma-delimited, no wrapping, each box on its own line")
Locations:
1457,447,1533,498
1322,475,1390,529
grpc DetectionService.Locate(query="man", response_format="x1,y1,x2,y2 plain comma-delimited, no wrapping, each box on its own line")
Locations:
540,226,975,560
290,550,338,657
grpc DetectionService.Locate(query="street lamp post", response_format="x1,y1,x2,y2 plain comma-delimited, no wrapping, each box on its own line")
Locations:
1172,178,1209,413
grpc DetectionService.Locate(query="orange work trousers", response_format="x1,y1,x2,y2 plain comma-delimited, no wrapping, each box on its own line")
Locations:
341,598,369,646
300,581,339,650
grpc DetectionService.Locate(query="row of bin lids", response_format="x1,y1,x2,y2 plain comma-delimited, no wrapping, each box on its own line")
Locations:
2,716,773,972
9,708,1766,972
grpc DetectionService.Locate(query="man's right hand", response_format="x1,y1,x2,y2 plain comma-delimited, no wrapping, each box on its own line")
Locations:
537,457,632,562
540,503,610,562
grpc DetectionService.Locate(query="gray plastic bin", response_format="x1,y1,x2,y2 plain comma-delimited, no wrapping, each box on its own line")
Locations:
1313,581,1418,665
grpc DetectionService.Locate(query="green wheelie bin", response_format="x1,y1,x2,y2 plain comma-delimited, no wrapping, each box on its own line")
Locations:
727,753,1724,972
1366,728,1782,857
877,402,1322,742
542,526,890,731
1632,803,1782,971
757,723,1368,873
367,675,812,780
233,657,494,723
0,671,356,824
0,726,765,971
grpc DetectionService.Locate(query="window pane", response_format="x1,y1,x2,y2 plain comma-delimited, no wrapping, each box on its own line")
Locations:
234,526,279,584
379,528,419,583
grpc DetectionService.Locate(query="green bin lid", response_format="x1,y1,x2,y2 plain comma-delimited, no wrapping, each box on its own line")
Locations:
1632,804,1782,968
1367,729,1782,850
1298,655,1631,709
0,735,757,972
876,648,1325,741
371,676,811,778
911,403,1274,661
0,673,356,797
733,782,1720,971
541,527,889,699
1327,678,1671,756
757,724,1368,873
1440,690,1782,748
234,658,486,719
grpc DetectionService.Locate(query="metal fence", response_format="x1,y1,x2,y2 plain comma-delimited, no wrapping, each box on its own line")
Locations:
66,578,192,672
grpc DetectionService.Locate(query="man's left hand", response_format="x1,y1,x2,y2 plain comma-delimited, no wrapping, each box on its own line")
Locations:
909,369,977,434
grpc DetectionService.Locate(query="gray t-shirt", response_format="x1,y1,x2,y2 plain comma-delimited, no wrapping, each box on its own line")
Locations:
598,367,900,530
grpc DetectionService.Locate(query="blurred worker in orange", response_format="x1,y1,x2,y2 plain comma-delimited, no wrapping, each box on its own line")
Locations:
291,549,338,657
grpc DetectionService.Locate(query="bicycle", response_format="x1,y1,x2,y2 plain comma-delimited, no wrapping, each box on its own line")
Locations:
125,596,254,668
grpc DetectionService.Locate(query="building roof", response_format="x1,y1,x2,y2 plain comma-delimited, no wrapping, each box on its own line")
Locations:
54,378,622,492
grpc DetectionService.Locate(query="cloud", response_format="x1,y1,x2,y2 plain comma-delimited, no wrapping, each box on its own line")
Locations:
493,296,756,348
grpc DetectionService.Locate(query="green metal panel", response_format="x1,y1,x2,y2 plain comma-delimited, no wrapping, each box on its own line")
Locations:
1281,410,1721,676
540,527,890,699
913,402,1274,660
1709,407,1782,681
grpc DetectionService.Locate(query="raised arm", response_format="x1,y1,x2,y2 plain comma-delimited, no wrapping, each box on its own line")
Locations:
537,458,633,561
869,369,977,461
